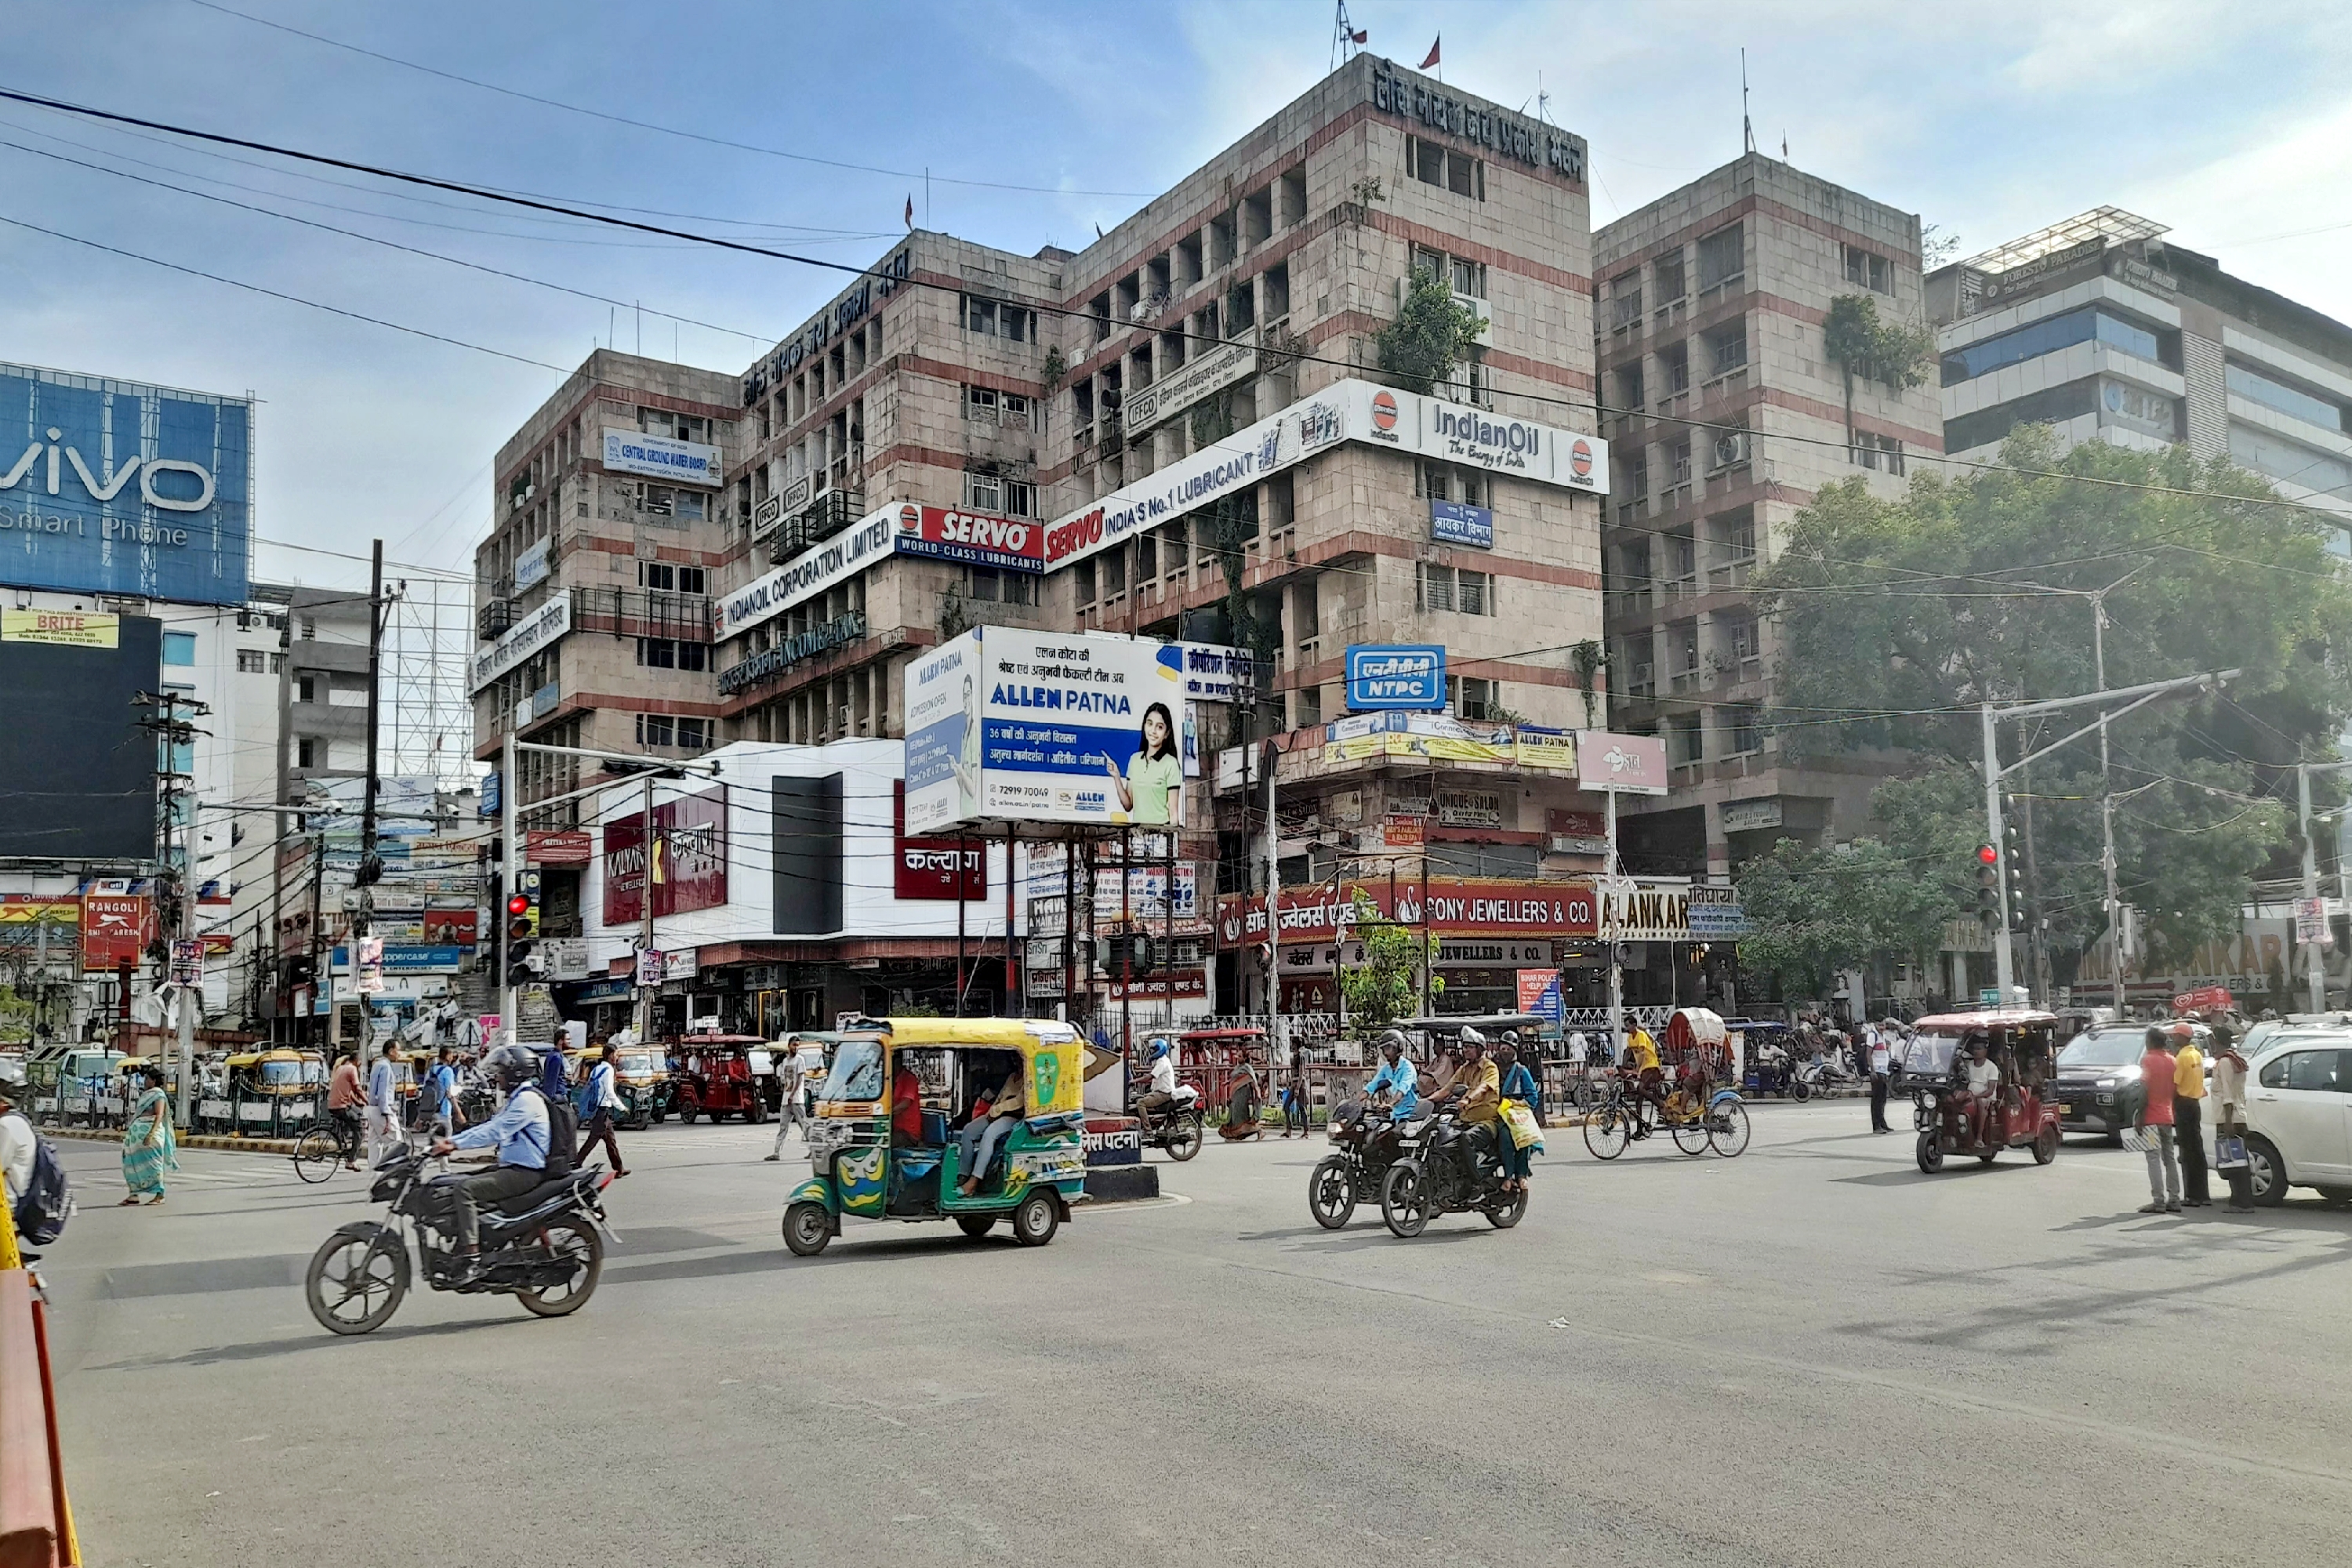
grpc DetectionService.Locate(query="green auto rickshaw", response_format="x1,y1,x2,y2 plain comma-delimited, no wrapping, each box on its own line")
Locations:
782,1017,1088,1257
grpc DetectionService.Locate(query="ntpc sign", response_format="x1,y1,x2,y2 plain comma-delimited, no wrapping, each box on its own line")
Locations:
1345,644,1446,710
0,363,252,606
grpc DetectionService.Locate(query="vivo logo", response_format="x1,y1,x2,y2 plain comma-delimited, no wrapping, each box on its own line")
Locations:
1,429,216,512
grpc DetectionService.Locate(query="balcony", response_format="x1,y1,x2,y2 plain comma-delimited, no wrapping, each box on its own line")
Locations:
1700,366,1749,402
569,586,712,643
770,490,866,561
477,597,517,641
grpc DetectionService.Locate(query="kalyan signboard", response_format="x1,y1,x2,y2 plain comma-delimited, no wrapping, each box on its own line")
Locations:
891,782,986,900
603,787,729,925
890,502,1045,573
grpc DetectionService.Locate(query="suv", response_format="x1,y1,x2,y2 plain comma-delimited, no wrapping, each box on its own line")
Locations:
2051,1022,2208,1143
2242,1036,2352,1205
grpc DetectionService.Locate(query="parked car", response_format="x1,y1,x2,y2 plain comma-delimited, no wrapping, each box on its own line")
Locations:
2241,1033,2352,1205
2050,1021,2210,1143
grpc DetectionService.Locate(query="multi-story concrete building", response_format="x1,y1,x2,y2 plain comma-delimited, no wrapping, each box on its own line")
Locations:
469,350,742,936
1594,154,1944,877
1930,207,2352,547
483,58,1637,1025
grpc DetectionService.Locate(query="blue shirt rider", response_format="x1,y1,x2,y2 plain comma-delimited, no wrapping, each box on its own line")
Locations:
1365,1033,1419,1122
430,1044,553,1278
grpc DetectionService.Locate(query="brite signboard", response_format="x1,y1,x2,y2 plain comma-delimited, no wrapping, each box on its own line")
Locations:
0,362,253,605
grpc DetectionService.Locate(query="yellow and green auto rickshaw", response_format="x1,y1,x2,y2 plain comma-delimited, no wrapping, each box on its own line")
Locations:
223,1048,328,1137
782,1018,1088,1257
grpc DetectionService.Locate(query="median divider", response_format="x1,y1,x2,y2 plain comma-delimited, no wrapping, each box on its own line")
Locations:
42,1128,296,1156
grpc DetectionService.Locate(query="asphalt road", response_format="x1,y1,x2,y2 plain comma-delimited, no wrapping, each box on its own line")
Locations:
36,1103,2352,1567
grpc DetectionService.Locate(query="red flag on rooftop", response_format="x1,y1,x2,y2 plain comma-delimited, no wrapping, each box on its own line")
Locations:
1420,35,1440,70
904,194,914,230
1351,27,1367,42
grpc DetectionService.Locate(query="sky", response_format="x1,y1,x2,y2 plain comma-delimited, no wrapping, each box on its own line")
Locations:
3,0,2349,597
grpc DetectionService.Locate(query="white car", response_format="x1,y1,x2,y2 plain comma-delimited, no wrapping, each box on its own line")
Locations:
2242,1033,2352,1204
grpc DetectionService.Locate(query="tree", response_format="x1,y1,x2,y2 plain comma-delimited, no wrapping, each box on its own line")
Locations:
1754,431,2352,972
1821,293,1932,453
1376,268,1487,395
1735,838,1952,1004
1189,391,1279,672
1338,890,1442,1040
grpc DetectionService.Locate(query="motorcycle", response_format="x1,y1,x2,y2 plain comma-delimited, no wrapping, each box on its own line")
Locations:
1378,1109,1528,1238
1136,1082,1204,1161
303,1146,619,1336
1308,1094,1425,1229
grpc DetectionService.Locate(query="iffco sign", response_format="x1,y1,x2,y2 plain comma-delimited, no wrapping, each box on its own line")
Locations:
0,362,253,606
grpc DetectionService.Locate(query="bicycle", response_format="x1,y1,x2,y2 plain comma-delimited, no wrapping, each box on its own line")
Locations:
292,1111,366,1184
1582,1075,1750,1160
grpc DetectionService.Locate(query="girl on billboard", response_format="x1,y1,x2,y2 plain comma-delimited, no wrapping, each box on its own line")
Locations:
1105,701,1182,825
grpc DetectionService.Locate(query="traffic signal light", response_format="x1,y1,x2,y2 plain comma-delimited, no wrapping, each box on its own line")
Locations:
1975,844,1999,930
2005,825,2025,929
506,869,542,977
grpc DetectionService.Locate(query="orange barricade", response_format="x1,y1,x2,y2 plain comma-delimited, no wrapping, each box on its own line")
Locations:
0,1200,78,1568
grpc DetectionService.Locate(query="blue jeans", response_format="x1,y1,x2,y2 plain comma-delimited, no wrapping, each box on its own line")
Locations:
959,1116,1015,1188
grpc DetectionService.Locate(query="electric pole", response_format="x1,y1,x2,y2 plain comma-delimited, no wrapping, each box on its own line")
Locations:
354,540,387,1074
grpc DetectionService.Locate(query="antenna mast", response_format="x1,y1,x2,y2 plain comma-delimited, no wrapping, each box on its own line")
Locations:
1741,48,1756,154
1333,2,1365,73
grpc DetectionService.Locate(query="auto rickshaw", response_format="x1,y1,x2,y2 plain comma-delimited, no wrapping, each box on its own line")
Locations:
1899,1009,2063,1173
782,1017,1088,1257
223,1047,329,1138
610,1045,673,1127
670,1034,772,1123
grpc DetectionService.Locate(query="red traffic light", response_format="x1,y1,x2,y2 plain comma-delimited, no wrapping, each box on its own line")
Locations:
1976,844,1998,865
507,893,532,916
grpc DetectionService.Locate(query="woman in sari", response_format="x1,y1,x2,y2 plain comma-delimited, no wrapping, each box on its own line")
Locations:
1491,1041,1544,1196
121,1068,177,1206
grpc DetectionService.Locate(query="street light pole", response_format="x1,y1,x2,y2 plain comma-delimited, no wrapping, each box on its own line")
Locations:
2302,763,2324,1014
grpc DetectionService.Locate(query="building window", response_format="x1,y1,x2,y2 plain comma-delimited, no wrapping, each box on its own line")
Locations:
296,675,317,703
1723,703,1763,756
2228,423,2352,499
1668,438,1693,488
236,648,268,673
1075,558,1097,606
1661,341,1690,394
677,718,709,750
2227,362,2347,434
1407,136,1484,200
1609,273,1642,332
633,482,705,521
1696,224,1743,293
1417,461,1486,507
960,296,1036,343
1453,676,1501,720
162,631,195,666
270,652,285,674
636,714,675,748
966,567,1040,606
296,738,317,769
1852,433,1906,474
678,641,708,672
1667,713,1704,768
1843,245,1892,293
1704,318,1748,376
1940,307,2166,387
961,471,1034,517
964,385,1034,428
1945,377,2102,454
1653,251,1686,303
1417,564,1494,615
638,408,710,443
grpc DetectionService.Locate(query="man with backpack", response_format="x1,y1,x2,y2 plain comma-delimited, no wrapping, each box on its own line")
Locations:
2,1087,71,1251
429,1043,569,1283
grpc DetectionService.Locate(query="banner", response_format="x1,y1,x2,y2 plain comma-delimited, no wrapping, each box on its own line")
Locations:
604,787,729,924
1,609,118,648
1216,880,1597,944
1515,969,1565,1021
888,502,1044,573
891,782,985,900
80,893,154,970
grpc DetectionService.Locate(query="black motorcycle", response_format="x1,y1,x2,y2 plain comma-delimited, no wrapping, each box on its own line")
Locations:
1378,1110,1528,1238
1308,1095,1427,1229
1135,1084,1204,1162
303,1146,618,1336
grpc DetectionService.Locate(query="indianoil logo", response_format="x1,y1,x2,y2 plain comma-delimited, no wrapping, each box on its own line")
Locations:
1569,437,1595,480
1370,390,1399,432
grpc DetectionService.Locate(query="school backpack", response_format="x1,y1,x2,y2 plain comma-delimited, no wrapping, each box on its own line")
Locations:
13,1127,74,1247
527,1086,578,1179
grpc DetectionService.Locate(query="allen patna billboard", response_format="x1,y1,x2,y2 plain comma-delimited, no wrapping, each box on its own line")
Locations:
906,628,1186,833
0,362,254,606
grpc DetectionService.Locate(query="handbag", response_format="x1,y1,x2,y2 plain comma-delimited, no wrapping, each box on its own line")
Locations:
2122,1122,2163,1154
1498,1098,1544,1150
2214,1134,2249,1171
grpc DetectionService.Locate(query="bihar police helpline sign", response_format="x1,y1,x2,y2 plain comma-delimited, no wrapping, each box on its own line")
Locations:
1345,645,1446,710
0,362,252,606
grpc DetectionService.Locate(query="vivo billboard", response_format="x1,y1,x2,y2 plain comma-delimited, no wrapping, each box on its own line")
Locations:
0,362,252,606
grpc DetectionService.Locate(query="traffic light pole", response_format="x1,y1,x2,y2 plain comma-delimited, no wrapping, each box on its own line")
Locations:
1979,667,2237,1008
499,728,517,1045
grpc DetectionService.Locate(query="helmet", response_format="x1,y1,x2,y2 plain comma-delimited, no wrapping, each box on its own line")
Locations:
1377,1030,1408,1057
1457,1027,1487,1051
483,1042,538,1091
1149,1040,1171,1060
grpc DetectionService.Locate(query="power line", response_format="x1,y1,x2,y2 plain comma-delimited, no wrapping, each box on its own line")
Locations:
180,0,1160,200
0,212,569,373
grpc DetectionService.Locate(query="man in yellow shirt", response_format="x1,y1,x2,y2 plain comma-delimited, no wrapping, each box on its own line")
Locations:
2173,1026,2209,1207
1622,1026,1665,1116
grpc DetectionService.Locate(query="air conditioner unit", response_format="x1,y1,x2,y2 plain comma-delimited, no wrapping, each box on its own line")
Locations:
1128,300,1150,322
1711,431,1751,470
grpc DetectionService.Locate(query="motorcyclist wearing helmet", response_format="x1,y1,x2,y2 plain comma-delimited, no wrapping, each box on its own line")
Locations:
1422,1028,1501,1120
1364,1031,1419,1123
1135,1038,1179,1119
429,1043,550,1280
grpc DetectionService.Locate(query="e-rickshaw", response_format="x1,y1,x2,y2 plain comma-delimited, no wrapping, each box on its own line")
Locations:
223,1048,329,1138
782,1018,1088,1257
670,1034,772,1123
1899,1009,2062,1174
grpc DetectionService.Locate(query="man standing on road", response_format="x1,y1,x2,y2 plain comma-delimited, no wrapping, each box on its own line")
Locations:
2173,1025,2209,1207
2210,1024,2252,1210
366,1042,406,1167
1867,1029,1893,1134
328,1051,365,1171
2136,1027,2182,1215
767,1053,810,1161
577,1043,630,1178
